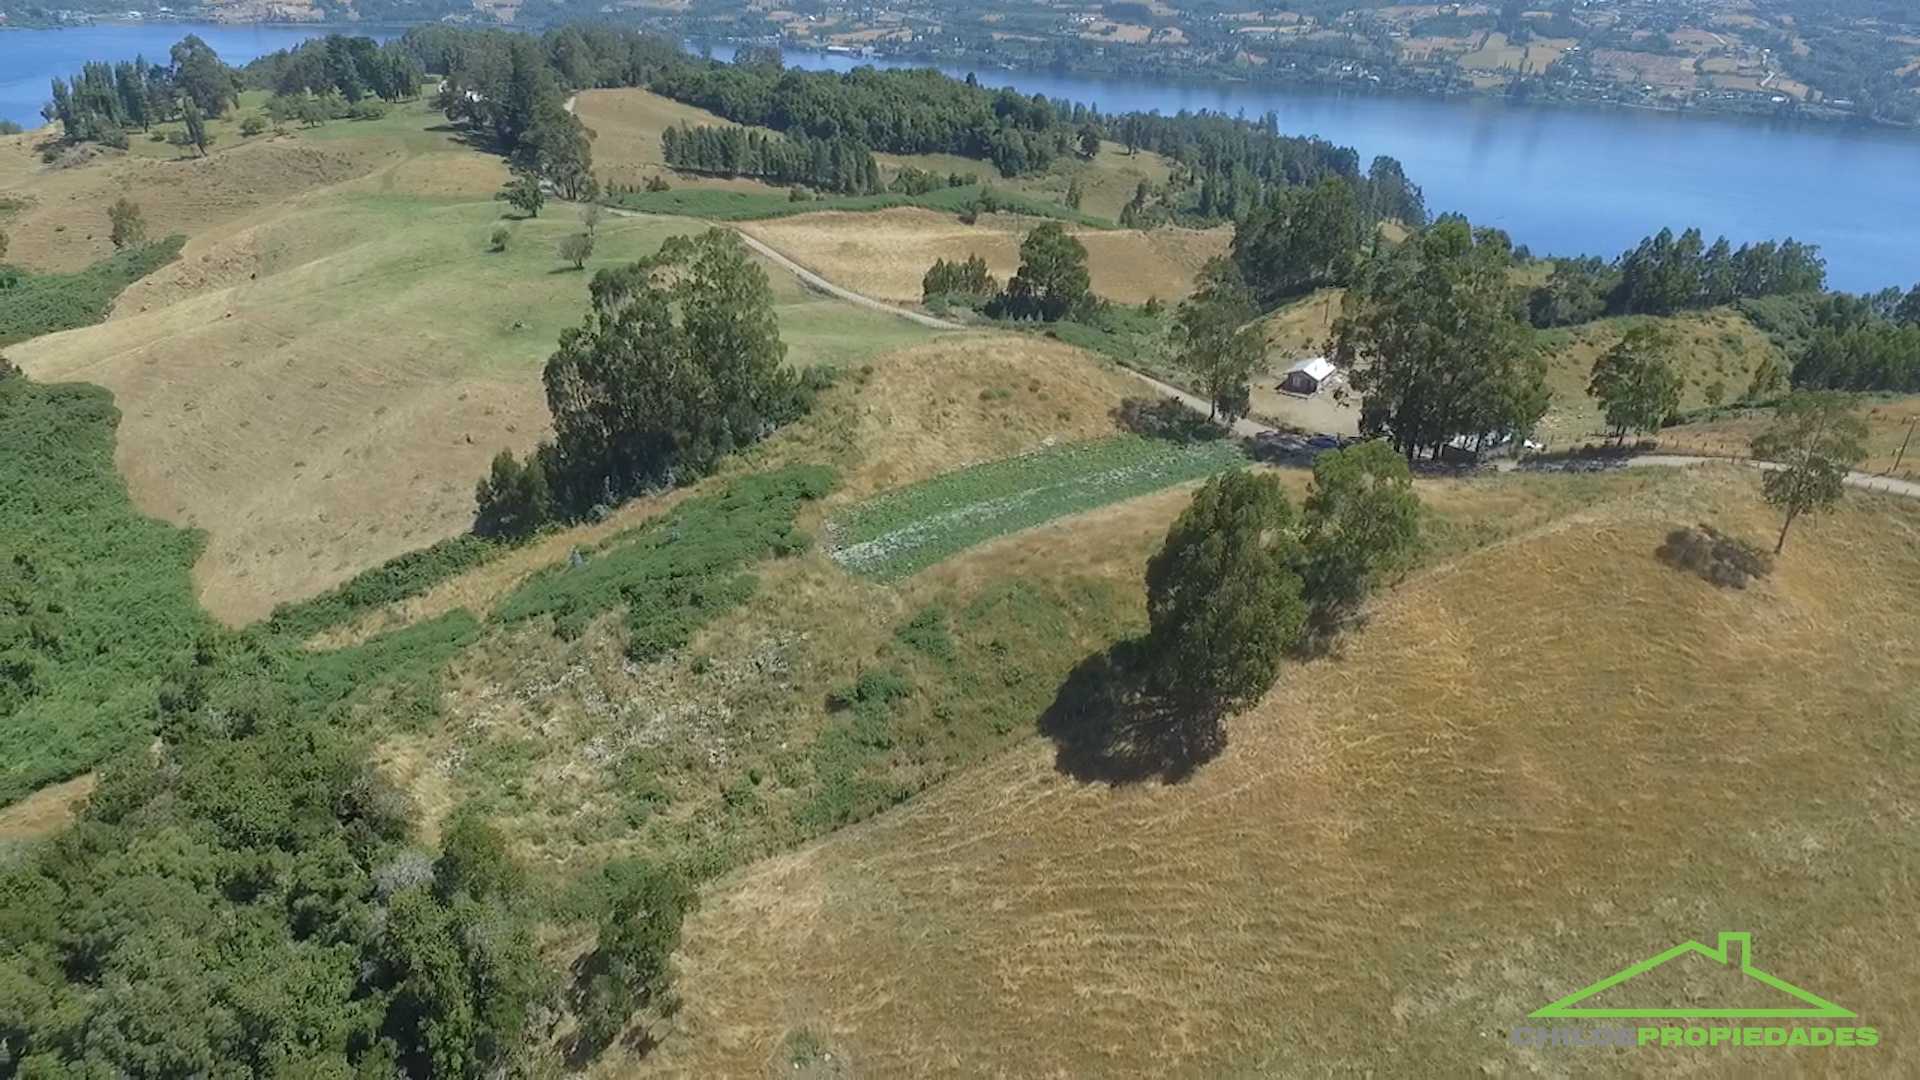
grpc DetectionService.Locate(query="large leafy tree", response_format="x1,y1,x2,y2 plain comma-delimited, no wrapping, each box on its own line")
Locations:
497,168,545,218
1230,177,1365,304
540,228,797,511
1751,391,1869,553
1587,324,1682,441
1366,155,1426,228
514,100,596,201
1174,257,1266,422
170,35,235,118
995,221,1092,321
1144,470,1308,712
1333,216,1547,460
1297,439,1422,622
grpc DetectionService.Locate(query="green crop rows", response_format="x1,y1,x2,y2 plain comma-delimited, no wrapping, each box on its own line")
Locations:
829,435,1245,580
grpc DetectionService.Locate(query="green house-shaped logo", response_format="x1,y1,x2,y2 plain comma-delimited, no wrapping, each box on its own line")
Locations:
1531,932,1854,1019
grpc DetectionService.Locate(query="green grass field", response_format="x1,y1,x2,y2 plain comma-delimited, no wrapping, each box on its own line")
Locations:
829,435,1248,580
10,187,937,624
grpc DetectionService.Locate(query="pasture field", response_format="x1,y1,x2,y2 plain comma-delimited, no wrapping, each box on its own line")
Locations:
827,435,1249,580
652,465,1920,1077
575,86,790,194
1532,307,1783,445
874,139,1175,222
306,333,1148,644
1659,393,1920,476
605,182,1102,226
0,94,484,273
577,86,1179,221
738,207,1227,305
9,185,936,625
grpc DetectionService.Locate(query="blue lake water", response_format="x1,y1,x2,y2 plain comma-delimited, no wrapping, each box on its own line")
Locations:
3,25,1913,291
722,46,1919,294
1,22,391,129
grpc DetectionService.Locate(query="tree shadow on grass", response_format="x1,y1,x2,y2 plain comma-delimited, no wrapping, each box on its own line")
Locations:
1111,395,1226,444
560,949,669,1068
1038,638,1227,785
425,121,502,155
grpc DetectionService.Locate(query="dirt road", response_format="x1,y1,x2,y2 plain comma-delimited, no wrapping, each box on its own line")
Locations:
1624,454,1920,500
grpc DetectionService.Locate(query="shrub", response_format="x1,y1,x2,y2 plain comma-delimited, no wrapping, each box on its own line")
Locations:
645,173,671,192
107,197,146,249
894,606,955,661
473,448,552,539
1110,396,1222,443
263,533,503,639
0,378,214,800
488,224,510,252
558,231,594,270
921,253,997,307
239,114,267,136
494,465,835,660
801,669,916,828
575,859,697,1050
348,100,387,121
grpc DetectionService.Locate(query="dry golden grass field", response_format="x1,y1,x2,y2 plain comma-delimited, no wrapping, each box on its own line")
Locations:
7,97,939,625
574,86,1180,222
0,95,494,273
1532,308,1783,445
1661,395,1920,476
314,331,1139,645
363,332,1171,850
0,775,96,850
572,87,791,197
634,466,1920,1077
737,208,1228,306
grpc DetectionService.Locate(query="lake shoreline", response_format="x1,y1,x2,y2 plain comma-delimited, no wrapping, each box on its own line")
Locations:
13,17,1910,135
5,21,1916,291
720,41,1910,136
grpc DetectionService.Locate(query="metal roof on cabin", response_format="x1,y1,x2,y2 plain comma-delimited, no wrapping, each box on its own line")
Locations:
1284,357,1336,381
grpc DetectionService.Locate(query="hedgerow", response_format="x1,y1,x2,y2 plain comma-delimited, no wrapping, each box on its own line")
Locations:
263,534,502,640
494,464,836,658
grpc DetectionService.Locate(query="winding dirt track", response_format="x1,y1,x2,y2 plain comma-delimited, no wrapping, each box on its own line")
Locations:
569,91,1920,496
1624,453,1920,500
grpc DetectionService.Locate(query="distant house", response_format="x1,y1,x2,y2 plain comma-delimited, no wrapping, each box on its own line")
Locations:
1280,356,1336,395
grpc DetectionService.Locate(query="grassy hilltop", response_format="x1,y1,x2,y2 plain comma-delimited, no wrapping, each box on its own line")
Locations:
3,36,1918,1080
